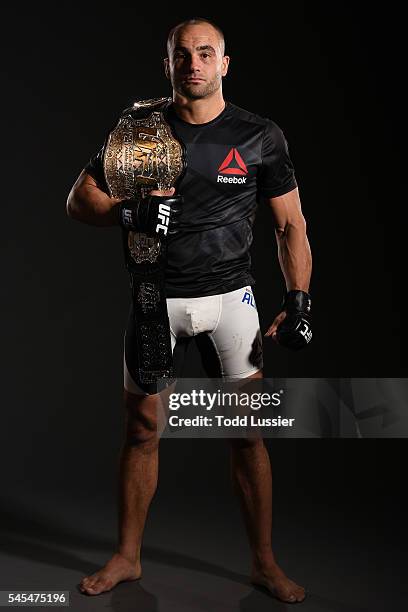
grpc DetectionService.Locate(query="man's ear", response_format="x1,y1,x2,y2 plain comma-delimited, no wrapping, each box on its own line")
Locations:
221,55,230,77
163,57,170,79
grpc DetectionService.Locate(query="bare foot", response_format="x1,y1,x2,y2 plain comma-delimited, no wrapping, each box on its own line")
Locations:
79,552,141,596
251,562,306,604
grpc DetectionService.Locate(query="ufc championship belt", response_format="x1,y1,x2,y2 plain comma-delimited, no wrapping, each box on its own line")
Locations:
103,97,186,384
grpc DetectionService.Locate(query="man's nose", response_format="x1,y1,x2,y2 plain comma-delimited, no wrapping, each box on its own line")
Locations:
187,53,201,72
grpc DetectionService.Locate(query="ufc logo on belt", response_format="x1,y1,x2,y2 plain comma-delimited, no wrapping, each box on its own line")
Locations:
156,203,171,235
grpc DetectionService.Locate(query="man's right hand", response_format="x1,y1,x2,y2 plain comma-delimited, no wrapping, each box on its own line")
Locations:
119,187,183,237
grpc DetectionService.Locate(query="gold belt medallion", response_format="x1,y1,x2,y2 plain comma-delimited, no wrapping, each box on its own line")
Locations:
103,97,185,263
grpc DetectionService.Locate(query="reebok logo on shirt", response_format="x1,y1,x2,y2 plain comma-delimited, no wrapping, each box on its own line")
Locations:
217,148,248,184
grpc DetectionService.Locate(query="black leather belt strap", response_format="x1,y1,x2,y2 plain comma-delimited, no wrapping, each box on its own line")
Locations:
103,96,186,386
130,269,174,384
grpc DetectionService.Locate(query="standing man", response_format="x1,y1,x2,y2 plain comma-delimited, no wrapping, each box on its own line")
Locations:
67,17,312,604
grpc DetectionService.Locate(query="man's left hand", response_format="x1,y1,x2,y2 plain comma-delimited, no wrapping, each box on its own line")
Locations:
265,290,313,350
264,311,287,341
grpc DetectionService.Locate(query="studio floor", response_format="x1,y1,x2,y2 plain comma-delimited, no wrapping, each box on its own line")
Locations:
0,483,405,612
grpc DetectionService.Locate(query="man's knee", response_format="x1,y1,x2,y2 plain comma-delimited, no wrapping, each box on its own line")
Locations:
123,389,161,448
227,435,265,452
126,421,159,448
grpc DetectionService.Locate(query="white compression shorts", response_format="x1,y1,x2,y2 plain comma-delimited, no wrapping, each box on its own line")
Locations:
124,285,263,395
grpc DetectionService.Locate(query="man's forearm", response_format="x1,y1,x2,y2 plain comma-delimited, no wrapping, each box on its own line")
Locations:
276,220,312,293
66,182,121,227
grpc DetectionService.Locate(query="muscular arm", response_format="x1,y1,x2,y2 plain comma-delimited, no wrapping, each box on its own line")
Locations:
66,170,122,227
265,187,312,292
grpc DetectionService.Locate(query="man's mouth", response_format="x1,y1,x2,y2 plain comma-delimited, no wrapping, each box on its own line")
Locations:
185,78,204,83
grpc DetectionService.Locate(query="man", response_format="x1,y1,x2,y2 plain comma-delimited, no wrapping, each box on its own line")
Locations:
66,17,312,604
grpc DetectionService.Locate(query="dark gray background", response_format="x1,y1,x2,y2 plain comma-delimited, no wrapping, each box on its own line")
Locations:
1,2,406,610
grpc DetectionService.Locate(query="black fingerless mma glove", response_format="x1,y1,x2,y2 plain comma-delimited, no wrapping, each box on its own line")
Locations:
118,194,183,237
276,289,313,350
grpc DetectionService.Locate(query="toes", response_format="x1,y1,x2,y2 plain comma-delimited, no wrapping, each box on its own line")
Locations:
279,589,296,603
79,577,91,592
89,577,113,594
251,572,307,604
83,584,99,595
84,581,97,592
79,576,102,595
286,587,306,603
277,584,306,604
296,590,306,602
294,585,306,602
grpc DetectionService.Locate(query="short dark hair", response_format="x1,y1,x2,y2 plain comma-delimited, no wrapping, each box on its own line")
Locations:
167,18,225,57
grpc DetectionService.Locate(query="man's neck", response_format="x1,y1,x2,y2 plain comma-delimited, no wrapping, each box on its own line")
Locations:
171,94,226,125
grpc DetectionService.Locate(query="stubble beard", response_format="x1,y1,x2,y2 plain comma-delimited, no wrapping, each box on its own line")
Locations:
175,72,222,100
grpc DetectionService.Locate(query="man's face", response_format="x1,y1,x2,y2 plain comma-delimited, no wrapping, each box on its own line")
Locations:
164,24,230,100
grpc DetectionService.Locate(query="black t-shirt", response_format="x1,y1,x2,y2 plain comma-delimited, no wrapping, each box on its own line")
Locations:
84,100,297,298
